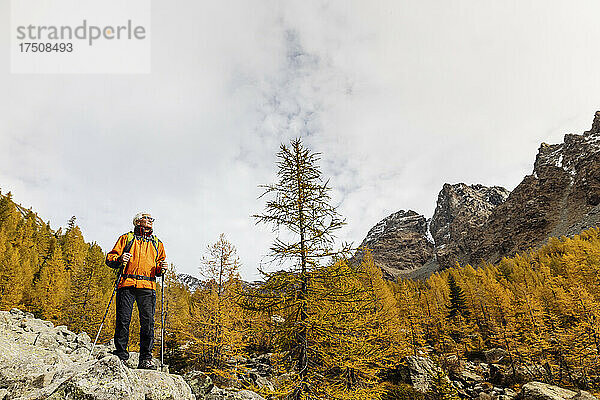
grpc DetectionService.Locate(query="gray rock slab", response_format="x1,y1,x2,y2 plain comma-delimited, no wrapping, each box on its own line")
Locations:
519,381,598,400
207,388,266,400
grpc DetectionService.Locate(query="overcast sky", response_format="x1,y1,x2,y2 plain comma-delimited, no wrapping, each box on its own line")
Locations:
1,1,600,280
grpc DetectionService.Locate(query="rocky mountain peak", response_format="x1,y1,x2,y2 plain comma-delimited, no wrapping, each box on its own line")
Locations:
177,273,204,292
357,112,600,279
534,114,600,180
363,209,428,245
355,184,509,279
430,183,510,247
584,110,600,136
356,210,434,279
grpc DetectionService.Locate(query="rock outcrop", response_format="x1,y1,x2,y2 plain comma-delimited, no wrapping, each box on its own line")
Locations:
466,112,600,266
354,210,435,279
0,308,193,399
177,273,204,293
4,309,596,400
397,355,442,392
357,185,509,279
0,308,265,400
431,183,510,268
393,355,597,400
430,184,510,247
517,381,597,400
357,112,600,278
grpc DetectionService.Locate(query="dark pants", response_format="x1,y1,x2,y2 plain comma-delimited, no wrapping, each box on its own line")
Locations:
114,287,156,361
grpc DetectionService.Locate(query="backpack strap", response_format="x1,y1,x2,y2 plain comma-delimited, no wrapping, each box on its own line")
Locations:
122,273,156,282
124,232,135,254
107,232,136,269
151,235,162,266
119,232,136,274
150,235,159,255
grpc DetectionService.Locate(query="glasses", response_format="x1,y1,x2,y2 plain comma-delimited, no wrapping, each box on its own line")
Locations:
140,216,155,222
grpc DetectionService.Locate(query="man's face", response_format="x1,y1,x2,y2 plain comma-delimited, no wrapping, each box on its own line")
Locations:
137,214,154,229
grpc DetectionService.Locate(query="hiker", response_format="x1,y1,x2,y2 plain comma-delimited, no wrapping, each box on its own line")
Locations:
105,212,167,369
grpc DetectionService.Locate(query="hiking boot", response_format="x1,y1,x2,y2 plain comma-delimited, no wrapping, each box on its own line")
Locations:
110,351,129,367
137,358,157,370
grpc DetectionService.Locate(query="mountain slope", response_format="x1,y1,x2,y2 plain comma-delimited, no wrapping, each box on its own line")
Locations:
358,112,600,278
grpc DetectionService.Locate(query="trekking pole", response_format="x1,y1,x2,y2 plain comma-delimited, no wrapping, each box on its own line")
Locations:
88,266,124,360
160,271,165,370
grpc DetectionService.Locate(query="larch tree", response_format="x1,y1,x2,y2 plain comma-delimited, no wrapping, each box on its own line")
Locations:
427,369,460,400
0,192,24,309
80,242,116,339
61,217,90,332
194,233,244,369
394,279,426,357
250,138,350,399
160,266,193,371
35,240,69,322
14,211,40,310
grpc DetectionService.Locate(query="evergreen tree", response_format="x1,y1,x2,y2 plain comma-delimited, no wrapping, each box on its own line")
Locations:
80,243,116,339
192,233,244,369
0,193,23,309
61,218,90,331
446,273,469,320
35,240,69,322
159,266,192,370
249,138,355,399
393,279,426,357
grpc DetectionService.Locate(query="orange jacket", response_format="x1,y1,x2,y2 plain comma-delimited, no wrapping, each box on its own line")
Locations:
106,233,166,290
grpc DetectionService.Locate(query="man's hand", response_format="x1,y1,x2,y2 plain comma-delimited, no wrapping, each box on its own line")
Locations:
120,252,132,264
156,260,168,277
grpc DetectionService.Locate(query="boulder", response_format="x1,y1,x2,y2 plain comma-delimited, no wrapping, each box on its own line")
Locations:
54,325,78,343
254,376,274,391
206,388,266,400
490,363,548,386
10,307,34,318
185,371,215,397
455,369,485,385
398,355,441,392
485,348,509,364
76,331,91,346
20,316,53,332
0,328,69,398
518,381,598,400
33,331,61,350
50,355,193,400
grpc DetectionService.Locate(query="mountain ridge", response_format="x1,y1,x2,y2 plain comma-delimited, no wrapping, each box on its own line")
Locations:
358,111,600,279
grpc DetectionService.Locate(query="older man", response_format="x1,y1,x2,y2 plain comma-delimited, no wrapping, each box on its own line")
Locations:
106,212,168,369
